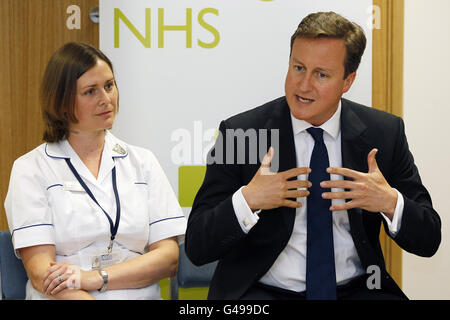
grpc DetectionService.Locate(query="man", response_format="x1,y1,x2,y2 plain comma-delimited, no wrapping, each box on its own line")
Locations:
185,11,441,300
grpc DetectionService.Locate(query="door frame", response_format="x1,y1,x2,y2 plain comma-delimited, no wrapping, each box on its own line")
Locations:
372,0,404,287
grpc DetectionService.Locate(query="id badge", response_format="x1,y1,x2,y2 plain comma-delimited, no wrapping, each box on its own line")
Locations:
63,181,85,192
91,250,122,270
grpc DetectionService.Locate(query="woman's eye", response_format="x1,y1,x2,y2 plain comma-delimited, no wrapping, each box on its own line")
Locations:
85,89,94,95
105,83,113,90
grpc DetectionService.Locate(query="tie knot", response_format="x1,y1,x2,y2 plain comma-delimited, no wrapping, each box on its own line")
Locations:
307,127,324,143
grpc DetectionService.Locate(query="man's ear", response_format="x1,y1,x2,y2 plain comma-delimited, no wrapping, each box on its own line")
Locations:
342,72,356,94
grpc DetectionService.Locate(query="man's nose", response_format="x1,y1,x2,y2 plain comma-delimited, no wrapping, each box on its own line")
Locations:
298,73,313,92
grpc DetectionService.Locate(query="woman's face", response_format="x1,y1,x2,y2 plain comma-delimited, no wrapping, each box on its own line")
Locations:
70,59,118,135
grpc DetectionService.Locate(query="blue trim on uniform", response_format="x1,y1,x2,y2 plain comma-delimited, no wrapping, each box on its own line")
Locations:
46,184,63,190
112,153,128,159
12,223,54,236
134,182,148,185
45,143,69,159
149,216,185,227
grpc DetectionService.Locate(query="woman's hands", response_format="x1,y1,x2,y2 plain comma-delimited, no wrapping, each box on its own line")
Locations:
41,237,180,296
42,262,103,296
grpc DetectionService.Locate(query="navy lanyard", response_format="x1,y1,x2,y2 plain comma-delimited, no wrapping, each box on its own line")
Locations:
65,158,121,252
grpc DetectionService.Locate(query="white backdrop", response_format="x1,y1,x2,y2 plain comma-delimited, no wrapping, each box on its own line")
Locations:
99,0,372,195
402,0,450,299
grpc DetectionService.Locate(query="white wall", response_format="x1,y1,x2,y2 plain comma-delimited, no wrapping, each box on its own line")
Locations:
402,0,450,299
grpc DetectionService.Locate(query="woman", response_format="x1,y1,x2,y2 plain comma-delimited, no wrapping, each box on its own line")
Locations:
4,42,187,299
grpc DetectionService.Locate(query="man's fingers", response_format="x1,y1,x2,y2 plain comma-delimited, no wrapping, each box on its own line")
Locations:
285,189,310,199
322,190,357,200
261,146,274,168
320,179,357,189
286,179,312,189
281,167,311,179
367,148,379,173
329,200,358,212
260,147,275,175
327,167,364,180
282,199,303,208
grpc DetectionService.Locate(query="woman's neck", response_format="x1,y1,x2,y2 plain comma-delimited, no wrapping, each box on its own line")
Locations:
67,130,106,178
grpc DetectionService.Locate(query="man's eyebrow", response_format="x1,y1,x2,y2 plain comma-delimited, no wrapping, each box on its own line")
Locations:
292,58,333,73
316,67,333,73
292,58,304,65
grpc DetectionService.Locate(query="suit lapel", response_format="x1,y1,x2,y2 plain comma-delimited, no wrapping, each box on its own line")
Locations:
340,98,371,172
263,98,297,233
340,99,375,258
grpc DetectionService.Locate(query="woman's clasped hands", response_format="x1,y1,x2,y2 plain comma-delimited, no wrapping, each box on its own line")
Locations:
42,262,101,296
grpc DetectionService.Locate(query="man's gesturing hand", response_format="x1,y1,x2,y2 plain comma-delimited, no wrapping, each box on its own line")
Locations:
321,148,398,220
242,147,311,211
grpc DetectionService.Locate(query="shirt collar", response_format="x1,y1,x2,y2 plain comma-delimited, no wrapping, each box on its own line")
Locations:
45,130,128,159
290,100,341,140
45,140,68,159
105,130,128,158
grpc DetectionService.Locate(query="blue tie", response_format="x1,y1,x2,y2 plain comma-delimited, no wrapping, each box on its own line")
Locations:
305,127,337,300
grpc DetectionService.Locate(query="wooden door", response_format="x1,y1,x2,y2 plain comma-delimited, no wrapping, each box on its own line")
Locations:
372,0,404,287
0,0,99,230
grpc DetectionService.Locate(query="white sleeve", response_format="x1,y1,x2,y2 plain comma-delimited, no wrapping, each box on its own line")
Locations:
232,186,260,233
4,158,55,258
145,151,187,246
380,189,404,237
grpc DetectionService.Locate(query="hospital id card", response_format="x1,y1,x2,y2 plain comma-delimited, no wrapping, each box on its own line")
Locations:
91,250,122,270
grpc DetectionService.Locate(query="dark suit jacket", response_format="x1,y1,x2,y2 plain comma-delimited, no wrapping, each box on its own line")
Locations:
185,97,441,300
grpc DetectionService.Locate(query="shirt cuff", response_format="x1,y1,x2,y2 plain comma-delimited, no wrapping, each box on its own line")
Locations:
232,186,260,233
380,189,404,237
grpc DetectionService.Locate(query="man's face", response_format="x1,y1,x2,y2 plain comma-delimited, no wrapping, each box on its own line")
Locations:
285,37,356,126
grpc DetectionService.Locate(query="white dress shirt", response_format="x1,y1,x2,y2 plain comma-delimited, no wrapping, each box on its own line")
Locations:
232,102,404,292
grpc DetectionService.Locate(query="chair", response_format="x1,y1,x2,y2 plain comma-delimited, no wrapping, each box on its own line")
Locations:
169,243,217,300
0,230,28,299
171,166,217,299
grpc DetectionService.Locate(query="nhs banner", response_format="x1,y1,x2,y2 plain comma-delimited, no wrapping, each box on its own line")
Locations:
100,0,373,208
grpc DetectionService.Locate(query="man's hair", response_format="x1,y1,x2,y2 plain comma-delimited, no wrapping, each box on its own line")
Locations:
40,42,116,142
290,11,367,78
